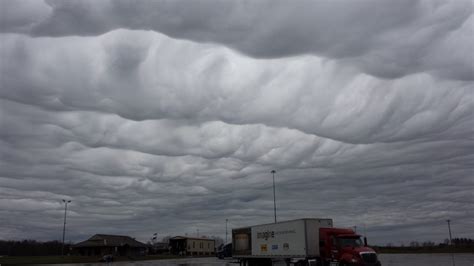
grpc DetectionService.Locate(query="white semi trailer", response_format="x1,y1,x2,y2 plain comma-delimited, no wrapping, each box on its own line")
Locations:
232,218,333,266
231,218,381,266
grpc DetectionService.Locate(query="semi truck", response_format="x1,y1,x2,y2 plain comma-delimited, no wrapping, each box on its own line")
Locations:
231,218,381,266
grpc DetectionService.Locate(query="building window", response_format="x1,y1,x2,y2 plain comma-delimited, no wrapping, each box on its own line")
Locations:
193,242,195,248
208,243,210,249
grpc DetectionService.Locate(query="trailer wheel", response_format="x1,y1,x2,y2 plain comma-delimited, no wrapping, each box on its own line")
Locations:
315,260,327,266
245,258,272,266
294,260,310,266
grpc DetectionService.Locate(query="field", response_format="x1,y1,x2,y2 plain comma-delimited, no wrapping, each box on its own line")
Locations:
375,246,474,254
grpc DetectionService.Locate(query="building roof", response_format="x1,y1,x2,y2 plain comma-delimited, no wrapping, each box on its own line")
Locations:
74,234,147,248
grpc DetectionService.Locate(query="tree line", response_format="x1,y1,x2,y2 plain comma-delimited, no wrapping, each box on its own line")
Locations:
0,240,71,256
375,238,474,254
384,238,474,248
450,238,474,246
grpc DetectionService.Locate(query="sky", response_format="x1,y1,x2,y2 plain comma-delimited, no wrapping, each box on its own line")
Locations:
0,0,473,246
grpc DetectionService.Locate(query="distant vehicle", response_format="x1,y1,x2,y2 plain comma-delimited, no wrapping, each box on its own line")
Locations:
232,218,381,266
217,243,232,259
99,254,114,262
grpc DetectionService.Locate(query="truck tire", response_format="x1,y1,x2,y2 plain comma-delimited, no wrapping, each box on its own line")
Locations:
295,260,318,266
295,259,324,266
294,261,306,266
316,260,328,266
246,258,272,266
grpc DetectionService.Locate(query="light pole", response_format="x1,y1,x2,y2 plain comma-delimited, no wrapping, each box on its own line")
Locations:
225,219,228,244
446,220,456,266
61,199,71,256
271,170,277,223
446,219,453,245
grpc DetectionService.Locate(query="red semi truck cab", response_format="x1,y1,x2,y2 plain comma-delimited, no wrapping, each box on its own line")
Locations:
319,228,381,266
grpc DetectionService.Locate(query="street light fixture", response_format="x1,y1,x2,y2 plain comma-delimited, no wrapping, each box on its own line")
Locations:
61,199,71,256
271,170,277,223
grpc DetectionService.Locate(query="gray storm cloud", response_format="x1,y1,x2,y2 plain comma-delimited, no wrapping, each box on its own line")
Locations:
2,0,473,80
0,0,473,245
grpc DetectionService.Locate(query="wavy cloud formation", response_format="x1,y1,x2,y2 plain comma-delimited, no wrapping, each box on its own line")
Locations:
0,0,473,245
2,31,472,143
2,0,473,80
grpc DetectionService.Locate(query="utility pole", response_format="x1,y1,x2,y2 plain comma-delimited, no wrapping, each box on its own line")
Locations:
446,219,453,245
271,170,277,223
446,220,456,266
225,219,228,244
61,199,71,256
